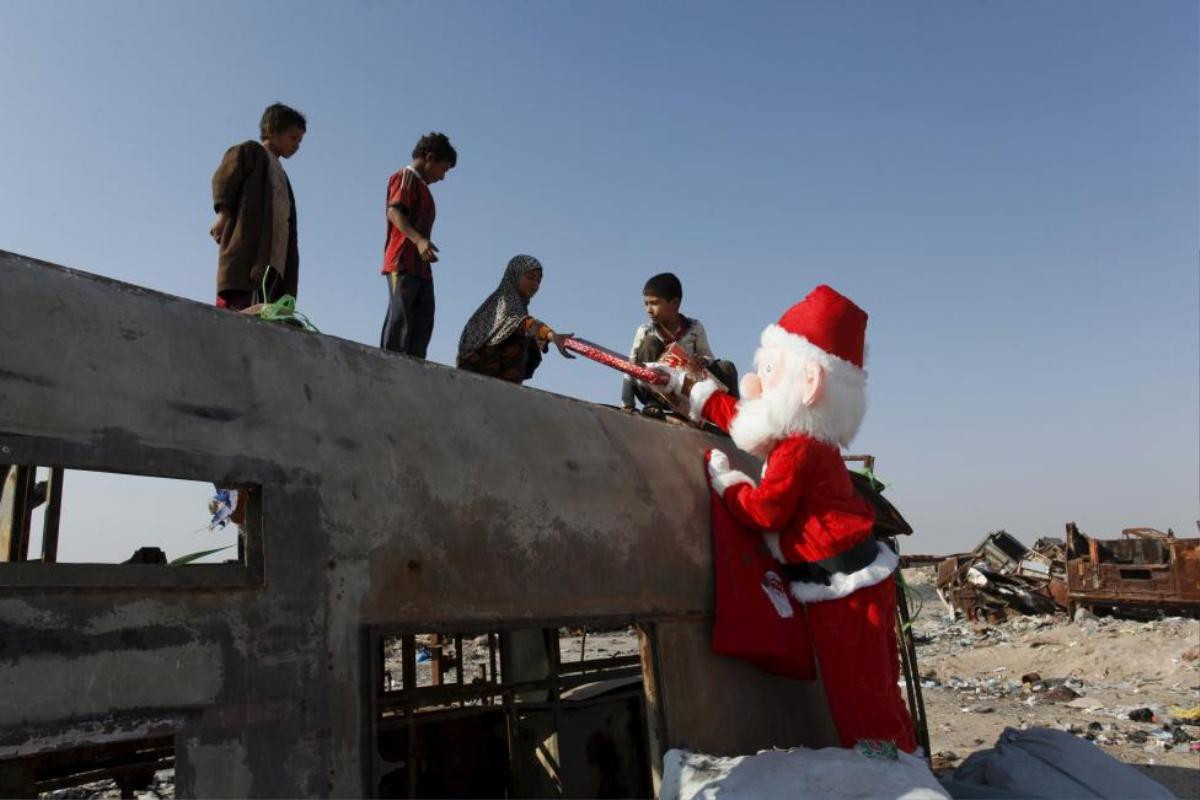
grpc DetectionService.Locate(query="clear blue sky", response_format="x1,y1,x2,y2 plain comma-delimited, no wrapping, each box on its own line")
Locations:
1,0,1196,559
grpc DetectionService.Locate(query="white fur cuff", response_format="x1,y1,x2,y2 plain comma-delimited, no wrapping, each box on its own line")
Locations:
788,541,898,603
709,468,753,496
688,378,720,423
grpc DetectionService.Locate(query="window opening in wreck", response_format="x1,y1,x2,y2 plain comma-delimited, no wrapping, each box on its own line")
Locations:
0,464,262,587
369,623,650,799
0,735,175,799
1117,568,1154,581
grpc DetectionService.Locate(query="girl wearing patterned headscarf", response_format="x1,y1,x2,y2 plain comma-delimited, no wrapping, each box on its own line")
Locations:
457,255,574,384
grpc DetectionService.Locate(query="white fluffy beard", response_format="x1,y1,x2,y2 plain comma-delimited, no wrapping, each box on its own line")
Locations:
729,350,867,455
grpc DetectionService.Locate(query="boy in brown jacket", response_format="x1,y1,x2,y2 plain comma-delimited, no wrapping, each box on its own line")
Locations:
210,103,306,310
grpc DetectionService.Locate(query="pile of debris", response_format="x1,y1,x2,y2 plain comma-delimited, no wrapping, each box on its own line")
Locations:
921,524,1200,623
933,531,1069,622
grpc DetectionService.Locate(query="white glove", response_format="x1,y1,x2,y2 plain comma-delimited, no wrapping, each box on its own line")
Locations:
707,449,752,495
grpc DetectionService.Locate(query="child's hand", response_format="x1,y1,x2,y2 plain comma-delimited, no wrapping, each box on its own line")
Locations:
416,238,440,263
550,331,576,359
209,212,229,243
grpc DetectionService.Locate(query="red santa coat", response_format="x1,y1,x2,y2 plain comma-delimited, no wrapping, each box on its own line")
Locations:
700,388,916,751
701,391,880,565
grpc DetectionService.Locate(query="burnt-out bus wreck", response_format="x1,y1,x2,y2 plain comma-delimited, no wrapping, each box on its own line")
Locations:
0,251,922,797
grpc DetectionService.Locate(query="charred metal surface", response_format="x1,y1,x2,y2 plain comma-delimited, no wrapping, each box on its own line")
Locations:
1065,522,1200,617
0,250,841,797
936,532,1068,622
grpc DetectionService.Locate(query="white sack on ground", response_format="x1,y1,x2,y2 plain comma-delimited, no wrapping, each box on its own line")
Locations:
661,747,950,800
953,727,1173,799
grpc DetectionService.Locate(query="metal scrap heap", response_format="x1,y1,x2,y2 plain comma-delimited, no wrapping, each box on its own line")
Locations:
935,531,1069,623
932,524,1200,622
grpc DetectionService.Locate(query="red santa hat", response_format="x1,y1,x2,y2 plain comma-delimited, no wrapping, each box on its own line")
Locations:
761,285,868,376
691,285,870,449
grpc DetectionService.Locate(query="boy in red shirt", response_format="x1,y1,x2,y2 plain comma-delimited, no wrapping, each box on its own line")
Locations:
380,132,457,357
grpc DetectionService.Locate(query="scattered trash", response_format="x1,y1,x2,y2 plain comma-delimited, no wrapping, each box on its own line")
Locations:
1128,708,1156,723
1042,684,1081,702
930,750,958,771
1169,726,1192,745
905,562,1197,783
854,739,899,761
207,488,240,530
1168,704,1200,725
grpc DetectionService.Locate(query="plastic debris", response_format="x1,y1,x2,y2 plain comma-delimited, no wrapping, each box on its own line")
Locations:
1043,684,1081,702
207,488,239,530
1168,704,1200,724
854,739,899,761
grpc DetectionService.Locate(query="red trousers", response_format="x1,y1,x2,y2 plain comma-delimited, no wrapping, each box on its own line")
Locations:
806,577,917,752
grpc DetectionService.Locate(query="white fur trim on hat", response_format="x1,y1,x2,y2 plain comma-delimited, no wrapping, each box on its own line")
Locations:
735,324,868,448
687,377,721,423
709,468,753,496
787,541,898,603
760,324,867,383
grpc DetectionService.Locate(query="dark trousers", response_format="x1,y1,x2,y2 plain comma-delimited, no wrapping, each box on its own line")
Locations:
216,269,285,311
380,272,435,358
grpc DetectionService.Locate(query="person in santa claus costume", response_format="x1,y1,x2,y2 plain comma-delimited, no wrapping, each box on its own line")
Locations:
670,284,917,753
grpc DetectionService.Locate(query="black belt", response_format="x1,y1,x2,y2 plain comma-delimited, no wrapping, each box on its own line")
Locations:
781,537,881,586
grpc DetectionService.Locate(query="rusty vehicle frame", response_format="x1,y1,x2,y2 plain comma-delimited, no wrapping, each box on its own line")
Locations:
1065,522,1200,618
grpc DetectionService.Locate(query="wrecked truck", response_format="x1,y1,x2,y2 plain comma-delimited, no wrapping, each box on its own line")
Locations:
1065,523,1200,618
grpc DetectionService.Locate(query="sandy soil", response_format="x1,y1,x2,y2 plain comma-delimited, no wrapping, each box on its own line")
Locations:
903,567,1200,799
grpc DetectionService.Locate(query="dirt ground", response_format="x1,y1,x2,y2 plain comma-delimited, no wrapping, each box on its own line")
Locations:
903,566,1200,799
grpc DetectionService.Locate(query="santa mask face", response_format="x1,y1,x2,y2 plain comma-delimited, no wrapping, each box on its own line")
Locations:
741,347,825,405
740,348,787,399
730,344,864,455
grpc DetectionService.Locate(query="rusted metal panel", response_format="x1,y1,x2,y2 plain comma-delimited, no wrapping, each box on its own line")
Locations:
1121,527,1172,540
935,533,1067,621
1065,522,1200,614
